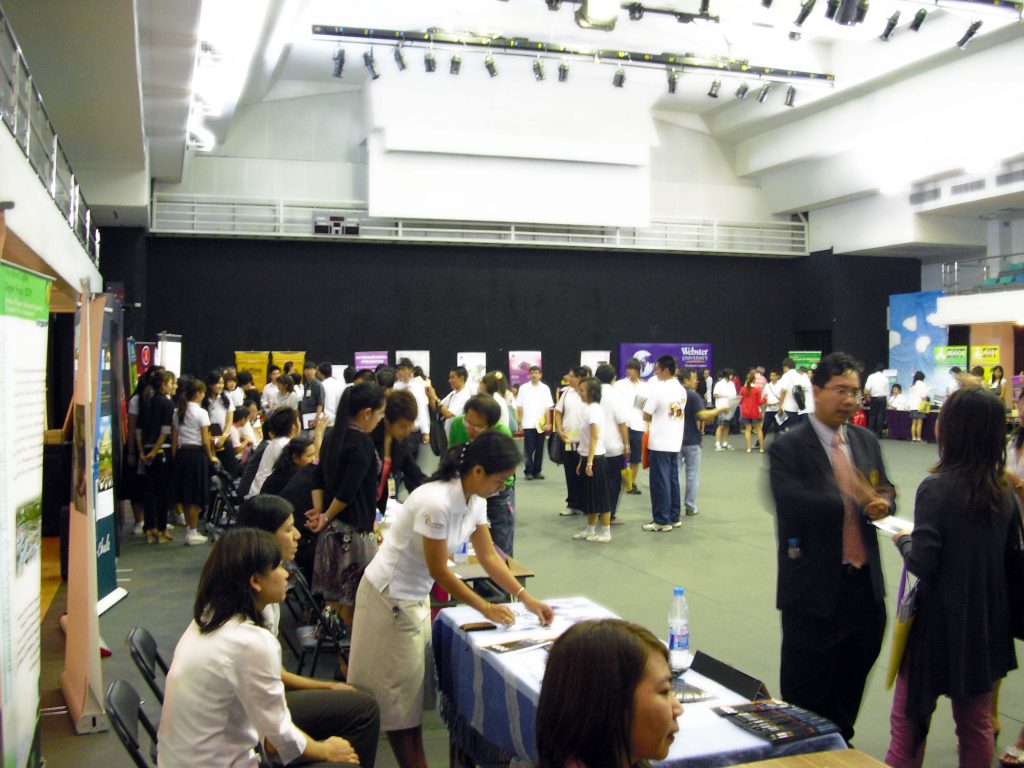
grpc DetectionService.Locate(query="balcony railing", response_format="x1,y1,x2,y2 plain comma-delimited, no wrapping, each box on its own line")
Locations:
0,6,100,265
151,195,808,257
939,253,1024,294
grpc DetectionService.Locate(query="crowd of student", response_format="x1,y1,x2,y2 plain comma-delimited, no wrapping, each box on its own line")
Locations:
125,349,1024,768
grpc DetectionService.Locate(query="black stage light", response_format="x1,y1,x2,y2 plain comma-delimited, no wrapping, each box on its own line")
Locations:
825,0,840,20
957,20,982,49
558,60,570,82
424,50,437,72
363,51,379,80
393,45,407,71
628,3,644,19
533,59,545,80
450,53,462,75
910,8,927,30
735,82,749,99
484,54,498,77
854,0,869,24
546,0,562,8
756,83,771,102
762,0,773,6
880,11,899,40
795,0,816,26
699,0,711,14
707,79,721,97
332,48,345,78
784,86,796,106
667,69,679,93
613,65,626,87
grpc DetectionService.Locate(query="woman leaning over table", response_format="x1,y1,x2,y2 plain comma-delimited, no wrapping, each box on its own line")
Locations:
885,386,1018,768
347,431,554,768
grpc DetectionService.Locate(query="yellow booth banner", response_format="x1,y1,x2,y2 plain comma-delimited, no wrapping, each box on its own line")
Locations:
271,350,306,376
235,351,270,388
969,345,1000,380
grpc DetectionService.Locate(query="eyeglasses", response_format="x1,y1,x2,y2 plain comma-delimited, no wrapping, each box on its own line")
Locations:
824,386,862,400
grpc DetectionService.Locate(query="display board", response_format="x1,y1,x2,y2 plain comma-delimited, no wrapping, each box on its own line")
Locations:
888,290,947,386
933,345,967,400
354,351,389,370
508,351,542,388
156,332,182,378
94,307,123,614
457,352,487,391
580,351,610,373
270,350,305,374
970,345,1000,381
0,262,50,768
788,351,822,371
234,351,270,388
617,343,713,381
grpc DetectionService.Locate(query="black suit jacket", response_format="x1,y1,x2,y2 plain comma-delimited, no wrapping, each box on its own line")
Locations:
769,419,895,618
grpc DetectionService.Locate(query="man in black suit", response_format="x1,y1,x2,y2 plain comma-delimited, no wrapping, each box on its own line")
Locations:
768,352,896,744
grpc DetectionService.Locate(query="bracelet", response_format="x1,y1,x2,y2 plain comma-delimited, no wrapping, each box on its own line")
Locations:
515,586,526,599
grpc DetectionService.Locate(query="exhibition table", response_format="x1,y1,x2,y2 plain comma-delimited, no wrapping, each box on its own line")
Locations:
433,597,847,767
884,410,936,442
731,750,887,767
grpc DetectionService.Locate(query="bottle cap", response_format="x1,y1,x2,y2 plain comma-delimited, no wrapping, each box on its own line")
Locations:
673,586,684,596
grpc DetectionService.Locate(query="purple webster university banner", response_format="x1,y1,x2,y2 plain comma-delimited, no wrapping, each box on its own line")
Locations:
618,343,713,382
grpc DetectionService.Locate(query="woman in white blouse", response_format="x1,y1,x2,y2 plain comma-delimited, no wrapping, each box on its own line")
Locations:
158,527,359,767
346,431,554,768
908,372,932,443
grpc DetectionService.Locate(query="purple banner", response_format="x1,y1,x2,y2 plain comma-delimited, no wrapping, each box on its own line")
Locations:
618,343,713,381
354,350,390,370
508,351,543,387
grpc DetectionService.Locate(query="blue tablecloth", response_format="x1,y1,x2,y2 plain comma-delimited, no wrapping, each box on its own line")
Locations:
433,598,847,767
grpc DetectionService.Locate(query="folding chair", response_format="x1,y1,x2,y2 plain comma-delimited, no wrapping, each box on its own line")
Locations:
105,679,159,767
281,564,348,677
126,626,170,703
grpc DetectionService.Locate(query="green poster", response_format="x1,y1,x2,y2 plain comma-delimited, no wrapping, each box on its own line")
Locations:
934,346,967,367
788,350,822,370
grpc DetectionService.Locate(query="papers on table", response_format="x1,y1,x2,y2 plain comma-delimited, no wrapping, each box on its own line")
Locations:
872,516,914,537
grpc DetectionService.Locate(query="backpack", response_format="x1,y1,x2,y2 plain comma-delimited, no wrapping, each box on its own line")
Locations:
792,384,807,411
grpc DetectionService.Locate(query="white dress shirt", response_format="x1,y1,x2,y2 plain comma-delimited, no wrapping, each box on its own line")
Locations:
158,617,306,768
320,376,344,425
516,381,554,429
864,371,890,399
261,382,280,411
441,386,472,438
612,377,649,432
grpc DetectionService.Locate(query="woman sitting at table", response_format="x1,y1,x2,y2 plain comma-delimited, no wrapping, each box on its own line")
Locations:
346,431,554,768
158,528,359,767
888,383,909,412
536,619,684,768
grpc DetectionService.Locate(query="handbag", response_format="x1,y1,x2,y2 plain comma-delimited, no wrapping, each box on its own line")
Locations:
548,434,565,465
918,399,932,415
1006,496,1024,640
886,563,918,689
429,410,447,457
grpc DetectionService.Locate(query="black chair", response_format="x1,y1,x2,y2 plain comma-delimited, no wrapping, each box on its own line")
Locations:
105,679,159,767
281,564,347,677
126,626,169,703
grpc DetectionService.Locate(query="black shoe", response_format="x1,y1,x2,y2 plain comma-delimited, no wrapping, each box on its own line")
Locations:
534,473,545,480
627,488,642,496
524,474,534,481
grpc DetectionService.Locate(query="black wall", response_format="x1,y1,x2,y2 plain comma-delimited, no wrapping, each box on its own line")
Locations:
98,232,920,381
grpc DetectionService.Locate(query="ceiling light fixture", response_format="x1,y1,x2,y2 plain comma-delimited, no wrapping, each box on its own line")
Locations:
363,50,379,80
628,3,645,19
533,58,545,80
795,0,816,26
667,69,679,93
613,65,626,87
450,53,461,75
546,0,562,9
576,0,620,30
784,86,796,106
957,20,982,47
484,53,498,76
332,48,345,78
699,0,712,14
880,11,900,39
393,45,407,71
735,82,749,99
424,50,437,72
762,0,773,6
825,0,841,20
854,0,869,23
558,60,570,82
909,8,927,30
757,83,771,102
708,79,721,97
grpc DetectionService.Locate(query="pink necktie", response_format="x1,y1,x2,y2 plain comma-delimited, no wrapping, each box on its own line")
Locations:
832,432,867,568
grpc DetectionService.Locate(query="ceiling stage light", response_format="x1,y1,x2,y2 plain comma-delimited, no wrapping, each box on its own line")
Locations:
484,54,498,77
957,20,982,48
332,48,345,78
424,50,437,72
576,0,620,30
393,45,407,71
795,0,816,26
825,0,840,20
881,11,899,40
910,8,927,30
667,69,679,93
613,65,626,87
784,86,796,106
533,58,545,80
363,51,379,80
707,79,721,97
735,82,749,99
757,83,771,102
558,60,570,82
450,53,461,75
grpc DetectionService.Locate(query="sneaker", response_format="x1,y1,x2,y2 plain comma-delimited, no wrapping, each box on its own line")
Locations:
641,523,673,533
175,512,187,526
165,523,175,532
685,508,699,517
627,488,642,496
560,508,580,517
185,531,209,546
133,521,145,536
672,521,682,528
159,530,174,543
715,445,725,452
586,532,612,543
572,529,593,540
534,473,545,480
725,444,735,451
523,474,534,481
145,530,157,545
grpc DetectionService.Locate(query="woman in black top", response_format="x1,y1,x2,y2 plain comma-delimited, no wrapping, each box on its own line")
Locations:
140,370,176,543
261,436,315,497
370,390,427,514
886,386,1017,766
306,383,386,626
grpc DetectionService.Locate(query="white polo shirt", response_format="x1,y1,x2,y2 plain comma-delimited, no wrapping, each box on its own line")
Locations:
643,377,686,453
599,383,629,456
516,381,554,429
576,402,606,458
613,377,649,432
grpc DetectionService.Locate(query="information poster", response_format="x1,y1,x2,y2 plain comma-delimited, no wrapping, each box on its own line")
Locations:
788,351,822,371
0,263,51,768
618,343,713,381
969,345,1000,381
270,350,305,374
457,352,487,391
508,351,542,387
131,340,157,391
933,345,967,400
94,308,121,612
396,350,430,377
234,351,270,388
580,351,610,373
354,351,389,371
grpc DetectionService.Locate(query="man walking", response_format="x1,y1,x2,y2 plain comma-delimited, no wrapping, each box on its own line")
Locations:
863,363,889,438
768,351,895,744
516,365,554,480
678,367,727,517
641,356,686,532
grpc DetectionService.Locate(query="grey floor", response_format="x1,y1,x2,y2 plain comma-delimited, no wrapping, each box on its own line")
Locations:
39,436,1022,767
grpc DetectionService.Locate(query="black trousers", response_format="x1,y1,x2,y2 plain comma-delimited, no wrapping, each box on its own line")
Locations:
287,685,380,768
779,568,886,744
604,454,623,517
867,399,887,437
486,485,515,557
562,449,582,510
523,429,545,476
142,452,171,532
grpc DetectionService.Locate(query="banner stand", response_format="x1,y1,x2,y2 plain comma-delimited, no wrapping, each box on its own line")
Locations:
59,284,109,735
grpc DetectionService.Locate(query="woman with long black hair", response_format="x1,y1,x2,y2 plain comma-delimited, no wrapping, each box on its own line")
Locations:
886,386,1018,766
172,377,219,546
139,369,176,543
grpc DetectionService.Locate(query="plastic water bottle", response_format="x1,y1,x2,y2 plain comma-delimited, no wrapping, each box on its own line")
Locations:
668,586,691,672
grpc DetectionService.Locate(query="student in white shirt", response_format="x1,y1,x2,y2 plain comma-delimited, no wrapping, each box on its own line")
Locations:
777,357,805,429
595,364,630,524
224,370,246,409
392,359,431,457
429,365,472,440
479,370,512,430
159,528,359,768
908,371,932,443
247,407,301,498
237,496,381,768
554,368,588,516
261,364,282,412
347,432,553,768
641,356,686,532
172,378,219,546
516,365,555,480
318,363,345,427
888,383,909,412
571,377,613,543
712,369,738,451
612,358,648,495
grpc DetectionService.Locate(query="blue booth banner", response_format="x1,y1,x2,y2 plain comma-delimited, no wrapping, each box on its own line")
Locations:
888,291,947,392
618,343,713,381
